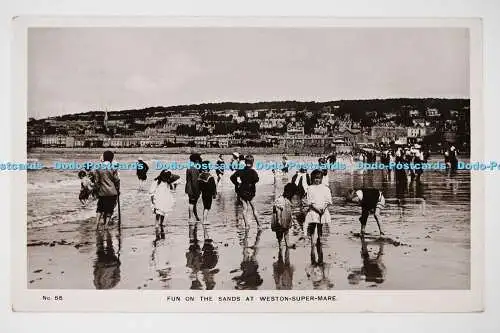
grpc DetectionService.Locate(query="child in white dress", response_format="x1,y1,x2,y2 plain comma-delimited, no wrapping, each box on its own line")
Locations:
149,170,175,226
304,169,333,246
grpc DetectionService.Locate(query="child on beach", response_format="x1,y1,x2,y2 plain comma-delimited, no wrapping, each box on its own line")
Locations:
186,153,202,241
150,170,176,226
346,188,385,236
83,165,97,199
304,170,332,246
229,152,239,171
271,183,296,248
238,154,246,170
94,151,120,229
136,158,149,191
291,168,311,200
198,161,217,241
215,154,225,184
230,155,261,229
281,156,289,174
318,157,330,187
78,170,94,205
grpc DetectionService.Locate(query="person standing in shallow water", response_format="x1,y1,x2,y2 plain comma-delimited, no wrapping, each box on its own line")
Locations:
281,155,289,175
198,161,217,242
304,170,332,247
230,155,261,229
229,152,239,171
215,154,225,185
271,183,296,248
78,170,94,205
185,153,202,241
94,151,120,229
136,158,149,191
149,170,175,227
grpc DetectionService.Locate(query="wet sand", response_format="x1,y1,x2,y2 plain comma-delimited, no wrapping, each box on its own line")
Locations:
27,154,470,290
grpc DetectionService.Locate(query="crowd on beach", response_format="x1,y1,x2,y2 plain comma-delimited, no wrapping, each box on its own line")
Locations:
77,144,460,237
73,144,460,288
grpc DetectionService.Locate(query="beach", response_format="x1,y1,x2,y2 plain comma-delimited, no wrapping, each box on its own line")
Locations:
26,153,470,290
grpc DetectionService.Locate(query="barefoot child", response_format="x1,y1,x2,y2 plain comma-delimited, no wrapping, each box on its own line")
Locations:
230,155,261,229
185,153,202,240
78,170,94,205
136,157,149,191
271,183,296,248
346,188,385,236
198,161,217,241
215,154,225,185
94,151,120,229
150,170,175,227
291,168,311,201
304,170,332,246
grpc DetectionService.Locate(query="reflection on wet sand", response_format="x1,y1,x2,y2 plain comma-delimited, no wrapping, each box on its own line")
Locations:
305,241,333,289
186,239,219,290
200,241,219,290
93,229,121,289
232,230,263,290
273,247,294,290
186,241,203,290
151,224,172,288
348,236,386,286
28,154,471,290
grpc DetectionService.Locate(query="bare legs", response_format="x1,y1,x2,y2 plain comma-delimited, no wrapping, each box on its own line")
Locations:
155,213,165,227
373,214,384,236
241,200,261,230
308,224,321,252
96,212,112,230
360,209,384,236
241,200,249,229
277,230,290,249
188,202,200,224
201,208,210,241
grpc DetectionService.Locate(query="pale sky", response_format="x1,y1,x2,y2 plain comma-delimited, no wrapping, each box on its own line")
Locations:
28,27,469,119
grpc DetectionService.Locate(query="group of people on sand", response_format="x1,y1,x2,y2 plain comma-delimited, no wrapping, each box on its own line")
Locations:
77,150,388,250
271,167,385,252
76,151,121,229
71,150,398,292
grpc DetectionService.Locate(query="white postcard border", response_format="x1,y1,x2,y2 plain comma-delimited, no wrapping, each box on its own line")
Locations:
11,16,484,313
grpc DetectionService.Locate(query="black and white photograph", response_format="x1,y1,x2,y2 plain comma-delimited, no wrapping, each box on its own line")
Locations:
11,17,484,312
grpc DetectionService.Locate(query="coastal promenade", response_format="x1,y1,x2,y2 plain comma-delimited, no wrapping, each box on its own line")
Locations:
28,146,330,156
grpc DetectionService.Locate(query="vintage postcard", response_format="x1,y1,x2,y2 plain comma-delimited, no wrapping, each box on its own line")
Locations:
11,16,483,312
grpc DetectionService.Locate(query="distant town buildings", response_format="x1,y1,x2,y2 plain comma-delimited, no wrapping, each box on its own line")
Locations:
27,100,470,151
